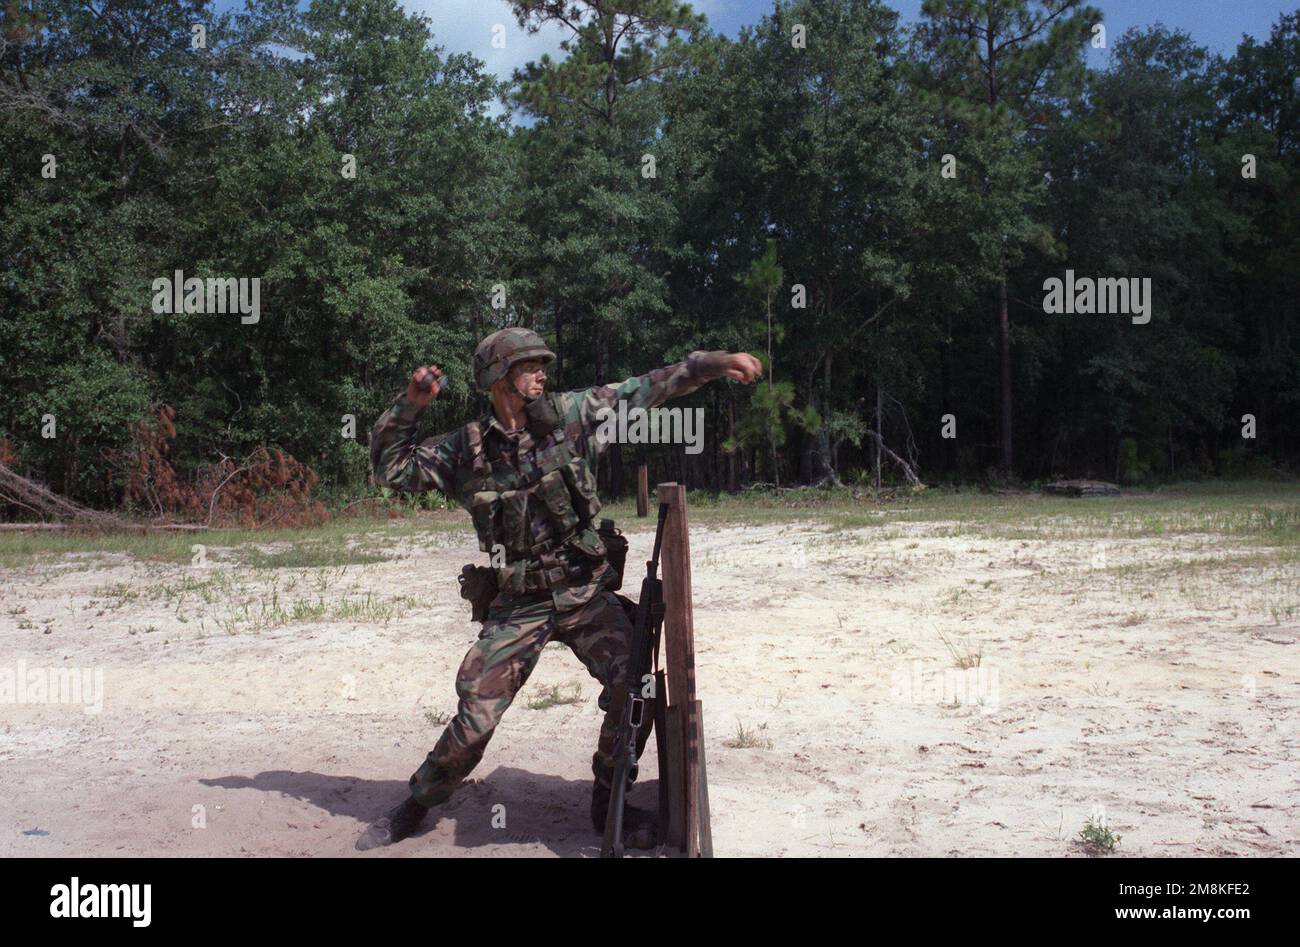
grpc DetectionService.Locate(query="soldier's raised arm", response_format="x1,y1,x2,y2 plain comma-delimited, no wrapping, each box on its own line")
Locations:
573,351,762,430
370,366,463,498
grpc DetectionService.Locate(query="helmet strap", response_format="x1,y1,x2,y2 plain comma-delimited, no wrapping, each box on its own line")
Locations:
507,357,552,403
511,374,538,403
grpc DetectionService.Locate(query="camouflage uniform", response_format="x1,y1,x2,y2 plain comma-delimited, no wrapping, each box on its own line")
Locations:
370,332,731,808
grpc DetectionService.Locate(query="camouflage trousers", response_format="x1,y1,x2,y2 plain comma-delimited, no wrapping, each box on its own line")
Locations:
408,588,643,808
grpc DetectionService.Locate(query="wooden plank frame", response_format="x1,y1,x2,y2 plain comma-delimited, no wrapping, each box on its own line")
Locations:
656,482,712,857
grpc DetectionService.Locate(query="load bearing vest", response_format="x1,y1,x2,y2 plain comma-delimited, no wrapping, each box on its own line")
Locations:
466,397,606,588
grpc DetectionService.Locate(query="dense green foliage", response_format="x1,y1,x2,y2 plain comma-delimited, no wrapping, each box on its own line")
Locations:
2,0,1296,508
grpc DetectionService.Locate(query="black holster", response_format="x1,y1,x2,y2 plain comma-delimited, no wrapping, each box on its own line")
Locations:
458,564,499,622
597,518,628,591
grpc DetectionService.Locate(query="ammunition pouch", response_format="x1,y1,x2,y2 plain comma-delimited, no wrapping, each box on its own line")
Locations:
536,468,580,534
489,547,604,598
499,488,531,556
469,492,501,554
559,457,601,522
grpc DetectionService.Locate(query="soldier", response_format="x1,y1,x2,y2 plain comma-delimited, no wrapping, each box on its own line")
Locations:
357,328,761,850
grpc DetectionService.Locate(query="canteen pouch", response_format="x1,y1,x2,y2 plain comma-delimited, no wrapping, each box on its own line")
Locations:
566,525,606,561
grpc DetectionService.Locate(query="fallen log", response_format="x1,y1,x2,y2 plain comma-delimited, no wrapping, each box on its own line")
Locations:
1043,479,1121,497
0,462,207,532
0,461,127,529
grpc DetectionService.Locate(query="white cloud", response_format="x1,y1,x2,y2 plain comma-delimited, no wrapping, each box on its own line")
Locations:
406,0,734,120
411,0,735,80
408,0,572,81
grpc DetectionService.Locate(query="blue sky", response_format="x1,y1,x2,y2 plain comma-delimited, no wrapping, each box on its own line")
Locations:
213,0,1294,119
398,0,1290,77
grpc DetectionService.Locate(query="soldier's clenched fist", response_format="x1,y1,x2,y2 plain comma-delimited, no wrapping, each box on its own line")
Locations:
721,353,763,383
406,365,444,407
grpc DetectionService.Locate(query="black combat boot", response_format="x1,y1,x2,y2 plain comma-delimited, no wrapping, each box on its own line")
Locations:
590,781,659,850
355,796,431,851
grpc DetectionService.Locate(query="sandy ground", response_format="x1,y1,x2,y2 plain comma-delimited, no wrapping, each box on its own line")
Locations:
1,510,1297,857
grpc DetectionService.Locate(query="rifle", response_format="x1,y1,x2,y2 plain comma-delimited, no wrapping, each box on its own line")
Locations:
601,501,669,858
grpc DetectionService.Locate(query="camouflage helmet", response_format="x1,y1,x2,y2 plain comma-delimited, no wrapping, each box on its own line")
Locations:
473,327,556,392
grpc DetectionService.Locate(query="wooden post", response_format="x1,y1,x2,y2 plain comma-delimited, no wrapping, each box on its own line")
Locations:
694,700,713,858
658,482,709,856
664,705,685,849
653,669,671,847
636,463,649,517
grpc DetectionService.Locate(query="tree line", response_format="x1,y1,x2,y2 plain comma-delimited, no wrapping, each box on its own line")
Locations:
1,0,1296,511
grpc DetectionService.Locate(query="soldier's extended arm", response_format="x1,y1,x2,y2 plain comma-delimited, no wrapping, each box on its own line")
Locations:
575,351,735,427
370,393,464,497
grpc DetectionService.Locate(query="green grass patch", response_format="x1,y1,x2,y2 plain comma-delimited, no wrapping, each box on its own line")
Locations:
723,720,773,749
526,682,583,710
5,482,1294,574
0,512,470,569
241,546,389,569
209,589,408,634
1076,813,1122,855
938,629,982,669
600,480,1299,544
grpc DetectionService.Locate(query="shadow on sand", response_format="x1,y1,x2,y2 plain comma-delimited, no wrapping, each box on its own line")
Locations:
200,766,664,857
